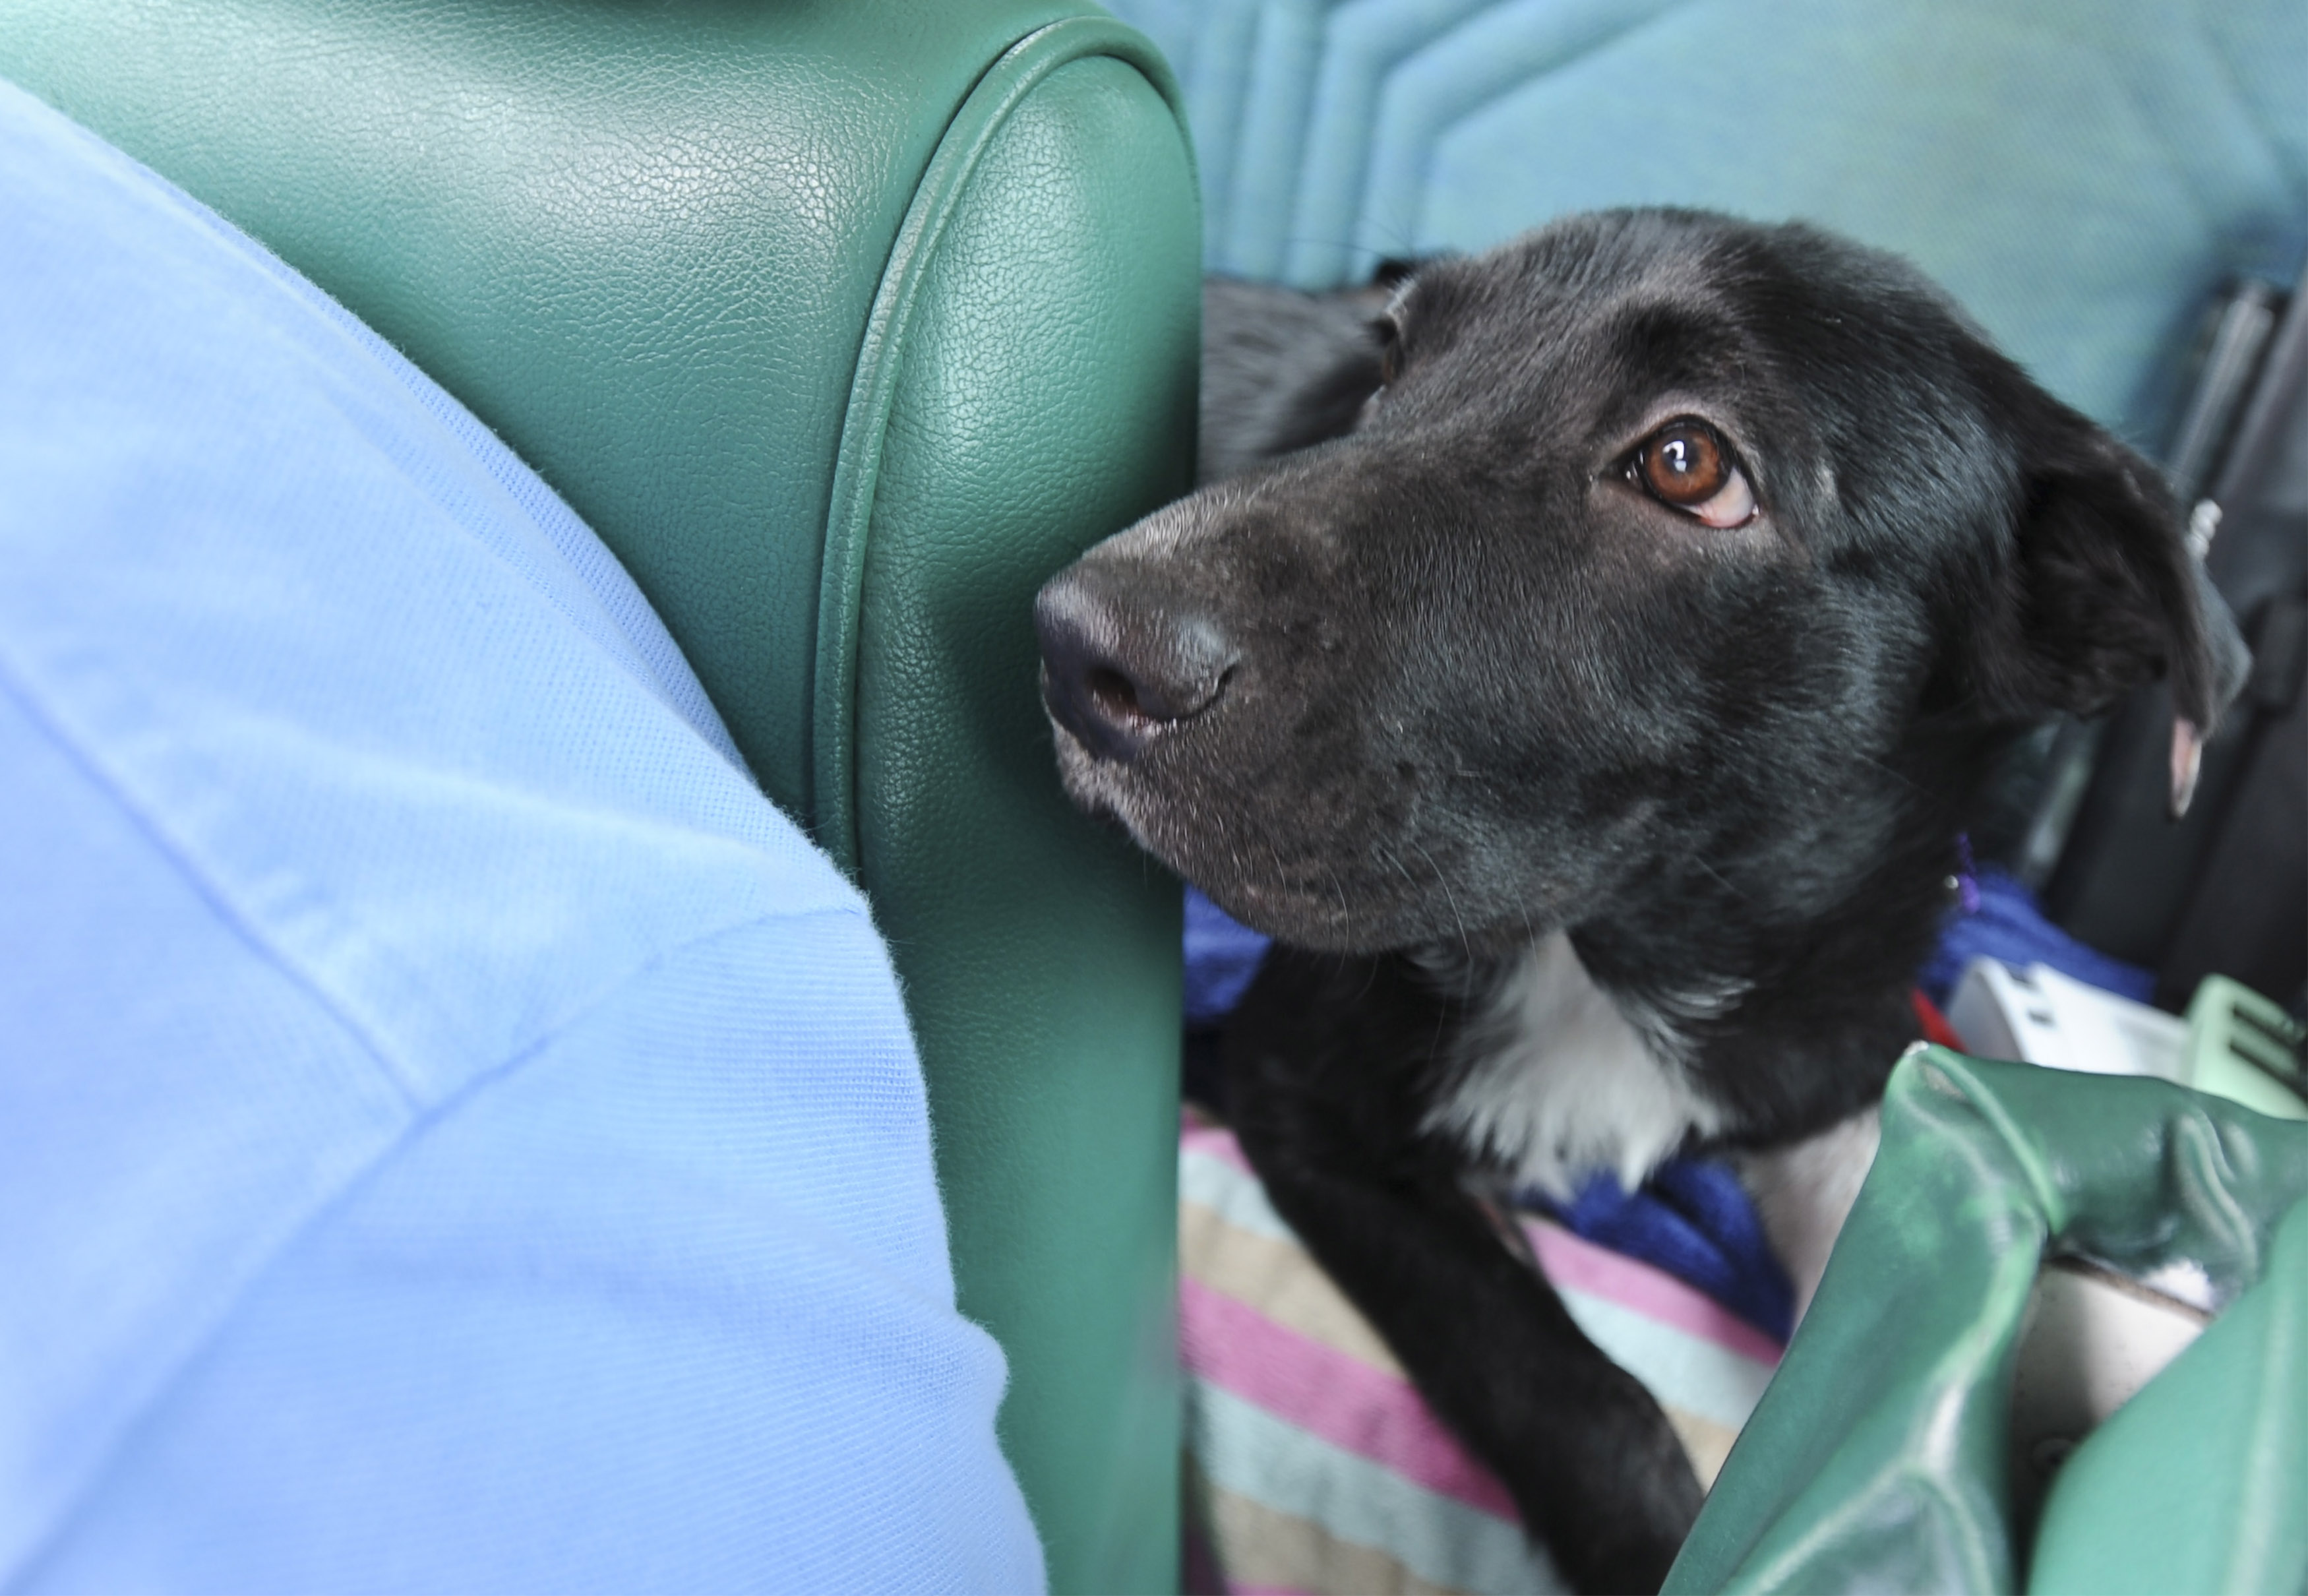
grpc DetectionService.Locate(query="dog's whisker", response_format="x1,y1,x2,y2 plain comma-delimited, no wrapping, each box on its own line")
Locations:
1691,857,1751,902
1370,837,1424,907
1408,838,1474,965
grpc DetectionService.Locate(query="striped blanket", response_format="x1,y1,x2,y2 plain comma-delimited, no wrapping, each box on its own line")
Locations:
1180,1121,1781,1596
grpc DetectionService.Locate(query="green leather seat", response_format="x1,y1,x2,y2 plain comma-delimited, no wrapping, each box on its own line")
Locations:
0,4,1200,1589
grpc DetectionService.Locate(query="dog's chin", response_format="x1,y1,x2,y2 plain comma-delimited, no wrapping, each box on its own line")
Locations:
1196,863,1569,957
1192,877,1416,955
1050,719,1542,956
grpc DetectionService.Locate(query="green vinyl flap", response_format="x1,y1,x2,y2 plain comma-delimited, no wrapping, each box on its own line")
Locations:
1670,1049,2308,1594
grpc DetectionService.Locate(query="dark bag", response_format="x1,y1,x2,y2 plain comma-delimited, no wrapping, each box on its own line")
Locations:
2044,267,2308,1015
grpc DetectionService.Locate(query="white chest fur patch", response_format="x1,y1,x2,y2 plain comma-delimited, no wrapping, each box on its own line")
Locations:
1423,933,1728,1198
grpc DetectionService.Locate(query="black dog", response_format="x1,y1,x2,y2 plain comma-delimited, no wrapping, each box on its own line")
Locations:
1035,210,2245,1593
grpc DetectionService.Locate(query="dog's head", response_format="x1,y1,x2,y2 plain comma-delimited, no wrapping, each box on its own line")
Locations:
1037,210,2245,956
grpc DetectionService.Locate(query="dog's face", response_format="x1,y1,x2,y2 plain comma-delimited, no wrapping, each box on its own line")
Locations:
1039,211,2234,956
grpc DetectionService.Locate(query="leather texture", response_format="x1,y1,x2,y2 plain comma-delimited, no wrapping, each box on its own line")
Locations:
0,5,1199,1590
1107,0,2308,447
845,31,1200,1591
1670,1050,2308,1593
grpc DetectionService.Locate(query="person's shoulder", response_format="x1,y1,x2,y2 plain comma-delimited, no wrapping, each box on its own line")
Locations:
1,73,873,1111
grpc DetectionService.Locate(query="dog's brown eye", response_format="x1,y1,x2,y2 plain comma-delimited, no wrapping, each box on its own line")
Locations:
1639,421,1726,503
1629,419,1757,528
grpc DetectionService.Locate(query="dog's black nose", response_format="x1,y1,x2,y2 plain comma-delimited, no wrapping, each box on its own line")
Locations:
1035,563,1234,762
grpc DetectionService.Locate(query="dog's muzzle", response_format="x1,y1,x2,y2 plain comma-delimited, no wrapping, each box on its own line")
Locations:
1035,562,1235,763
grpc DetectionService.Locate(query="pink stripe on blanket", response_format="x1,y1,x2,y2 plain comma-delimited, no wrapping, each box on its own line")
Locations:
1183,1119,1255,1173
1182,1275,1521,1519
1521,1218,1782,1366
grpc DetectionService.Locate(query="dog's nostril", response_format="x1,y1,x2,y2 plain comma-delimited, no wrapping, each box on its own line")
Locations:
1086,666,1147,723
1081,638,1232,728
1035,565,1236,763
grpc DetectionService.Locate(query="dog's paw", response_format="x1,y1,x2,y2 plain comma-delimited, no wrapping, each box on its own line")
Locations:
1550,1492,1699,1596
1515,1376,1703,1595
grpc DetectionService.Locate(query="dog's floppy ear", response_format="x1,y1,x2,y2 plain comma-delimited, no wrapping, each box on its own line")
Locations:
1969,385,2251,817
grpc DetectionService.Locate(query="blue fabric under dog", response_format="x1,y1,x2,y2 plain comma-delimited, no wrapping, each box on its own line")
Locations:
1532,1159,1796,1343
1918,865,2156,1006
0,82,1041,1595
1184,886,1279,1025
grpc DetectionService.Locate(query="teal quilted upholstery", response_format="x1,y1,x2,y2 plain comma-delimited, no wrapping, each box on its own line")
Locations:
1107,0,2308,445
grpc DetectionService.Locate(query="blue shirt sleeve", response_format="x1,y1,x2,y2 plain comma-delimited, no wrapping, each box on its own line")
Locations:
0,78,1044,1595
